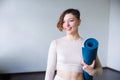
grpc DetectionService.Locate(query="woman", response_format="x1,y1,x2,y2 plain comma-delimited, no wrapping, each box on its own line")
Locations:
45,8,102,80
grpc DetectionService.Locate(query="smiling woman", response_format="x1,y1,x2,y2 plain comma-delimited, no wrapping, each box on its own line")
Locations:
45,8,102,80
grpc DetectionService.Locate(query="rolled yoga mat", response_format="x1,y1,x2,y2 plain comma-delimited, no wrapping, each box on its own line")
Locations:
82,38,99,80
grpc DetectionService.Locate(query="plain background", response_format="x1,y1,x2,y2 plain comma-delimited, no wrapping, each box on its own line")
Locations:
0,0,119,73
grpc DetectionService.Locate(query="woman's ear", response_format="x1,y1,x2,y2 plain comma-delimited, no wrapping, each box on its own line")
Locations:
78,19,81,26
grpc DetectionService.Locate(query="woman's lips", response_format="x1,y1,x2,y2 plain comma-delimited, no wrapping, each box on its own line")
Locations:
65,27,72,31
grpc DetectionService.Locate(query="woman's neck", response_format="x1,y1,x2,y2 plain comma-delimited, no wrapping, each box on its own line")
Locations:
65,33,80,41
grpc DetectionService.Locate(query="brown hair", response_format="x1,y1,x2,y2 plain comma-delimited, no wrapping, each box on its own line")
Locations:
57,8,80,31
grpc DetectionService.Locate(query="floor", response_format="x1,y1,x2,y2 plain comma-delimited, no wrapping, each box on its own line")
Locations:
93,68,120,80
0,68,120,80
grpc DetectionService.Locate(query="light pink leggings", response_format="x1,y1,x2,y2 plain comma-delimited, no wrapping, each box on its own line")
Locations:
54,75,64,80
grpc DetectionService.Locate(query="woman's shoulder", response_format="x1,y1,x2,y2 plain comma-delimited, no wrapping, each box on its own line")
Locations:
79,36,86,44
80,36,85,41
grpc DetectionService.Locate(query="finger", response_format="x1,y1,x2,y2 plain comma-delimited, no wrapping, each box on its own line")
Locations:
90,60,95,68
82,60,87,66
81,59,84,65
83,65,87,70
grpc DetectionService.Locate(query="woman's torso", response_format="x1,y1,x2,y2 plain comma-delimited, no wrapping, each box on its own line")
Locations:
57,70,84,80
55,37,84,80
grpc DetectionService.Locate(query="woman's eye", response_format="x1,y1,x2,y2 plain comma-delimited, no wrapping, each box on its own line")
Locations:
69,19,74,22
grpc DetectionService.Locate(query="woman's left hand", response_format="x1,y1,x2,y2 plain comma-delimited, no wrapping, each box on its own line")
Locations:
81,59,96,76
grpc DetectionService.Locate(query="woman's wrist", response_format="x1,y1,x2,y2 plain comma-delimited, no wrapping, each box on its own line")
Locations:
89,69,96,76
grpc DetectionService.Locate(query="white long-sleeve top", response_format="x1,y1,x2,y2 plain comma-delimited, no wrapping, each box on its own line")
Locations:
45,37,102,80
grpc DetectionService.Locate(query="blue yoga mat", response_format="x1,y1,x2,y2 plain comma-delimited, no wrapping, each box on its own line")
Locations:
82,38,99,80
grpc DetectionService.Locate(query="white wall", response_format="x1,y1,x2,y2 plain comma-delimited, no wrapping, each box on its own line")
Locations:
107,0,120,71
0,0,110,73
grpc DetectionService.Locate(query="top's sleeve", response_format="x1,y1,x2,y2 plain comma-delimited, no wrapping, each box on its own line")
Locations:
45,40,57,80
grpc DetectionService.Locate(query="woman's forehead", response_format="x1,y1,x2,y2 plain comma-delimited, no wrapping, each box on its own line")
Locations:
64,13,76,20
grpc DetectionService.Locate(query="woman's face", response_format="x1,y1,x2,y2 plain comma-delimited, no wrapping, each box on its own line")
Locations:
63,13,80,35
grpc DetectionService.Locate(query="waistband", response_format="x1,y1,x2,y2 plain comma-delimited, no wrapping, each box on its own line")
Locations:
54,75,64,80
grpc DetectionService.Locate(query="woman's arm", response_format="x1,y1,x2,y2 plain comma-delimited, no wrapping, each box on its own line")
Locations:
93,56,103,76
45,40,57,80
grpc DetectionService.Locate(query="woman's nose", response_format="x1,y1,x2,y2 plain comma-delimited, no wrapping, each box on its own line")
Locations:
65,22,69,27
